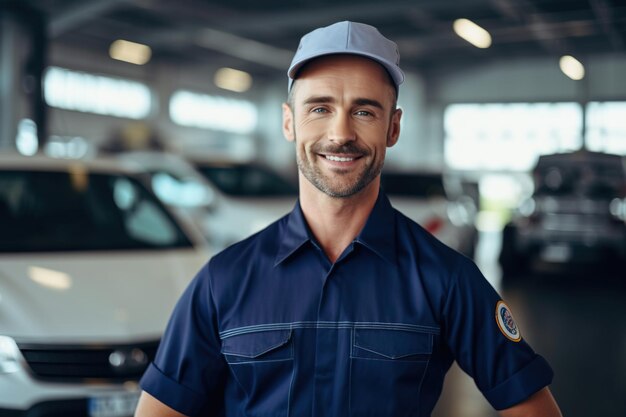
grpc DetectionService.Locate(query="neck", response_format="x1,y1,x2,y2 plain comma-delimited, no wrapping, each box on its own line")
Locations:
299,177,379,263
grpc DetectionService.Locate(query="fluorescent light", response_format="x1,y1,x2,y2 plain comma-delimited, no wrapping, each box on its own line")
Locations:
44,66,152,119
559,55,585,80
214,67,253,93
453,18,492,49
109,39,152,65
169,90,258,134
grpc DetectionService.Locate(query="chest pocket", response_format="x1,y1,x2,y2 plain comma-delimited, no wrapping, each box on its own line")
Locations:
221,329,293,417
350,328,433,417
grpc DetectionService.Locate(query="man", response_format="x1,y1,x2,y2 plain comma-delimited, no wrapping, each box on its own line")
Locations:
135,21,562,417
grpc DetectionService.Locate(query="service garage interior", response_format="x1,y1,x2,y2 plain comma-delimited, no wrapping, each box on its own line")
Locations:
1,1,625,416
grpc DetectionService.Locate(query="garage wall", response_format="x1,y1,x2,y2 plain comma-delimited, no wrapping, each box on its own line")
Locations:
421,53,626,167
48,43,266,161
432,54,626,102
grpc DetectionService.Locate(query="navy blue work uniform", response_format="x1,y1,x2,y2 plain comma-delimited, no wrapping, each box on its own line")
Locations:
140,192,553,416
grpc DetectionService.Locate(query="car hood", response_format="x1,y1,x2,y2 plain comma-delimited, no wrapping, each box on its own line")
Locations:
226,196,297,231
202,196,297,245
0,249,208,344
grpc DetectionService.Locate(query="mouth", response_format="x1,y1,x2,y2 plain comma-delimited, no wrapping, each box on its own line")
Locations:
313,144,369,168
318,153,364,169
323,154,358,162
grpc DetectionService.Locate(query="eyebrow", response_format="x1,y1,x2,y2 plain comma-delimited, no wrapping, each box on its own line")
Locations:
302,96,384,110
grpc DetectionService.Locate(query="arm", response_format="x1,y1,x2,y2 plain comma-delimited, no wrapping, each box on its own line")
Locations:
498,387,562,417
137,265,227,416
135,391,189,417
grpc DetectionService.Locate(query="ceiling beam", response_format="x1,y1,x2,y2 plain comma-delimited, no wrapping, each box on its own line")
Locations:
193,28,293,70
588,0,624,51
490,0,568,54
129,0,468,36
49,0,130,38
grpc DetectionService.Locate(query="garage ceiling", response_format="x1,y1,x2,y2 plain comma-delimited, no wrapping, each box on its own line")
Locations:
7,0,626,80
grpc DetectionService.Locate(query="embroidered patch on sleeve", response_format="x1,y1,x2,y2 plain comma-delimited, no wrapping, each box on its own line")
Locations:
495,300,522,342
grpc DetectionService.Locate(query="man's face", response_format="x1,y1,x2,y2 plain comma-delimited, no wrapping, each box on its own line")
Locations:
282,55,402,199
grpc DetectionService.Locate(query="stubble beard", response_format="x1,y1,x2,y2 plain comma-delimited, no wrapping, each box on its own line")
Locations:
295,138,385,199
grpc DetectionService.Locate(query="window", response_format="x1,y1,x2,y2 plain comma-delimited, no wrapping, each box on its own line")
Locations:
44,66,151,119
444,103,583,171
169,90,257,134
45,136,90,159
586,101,626,155
16,119,38,156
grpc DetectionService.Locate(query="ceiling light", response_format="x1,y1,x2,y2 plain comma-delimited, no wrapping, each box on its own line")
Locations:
559,55,585,80
109,39,152,65
214,67,253,93
453,18,492,49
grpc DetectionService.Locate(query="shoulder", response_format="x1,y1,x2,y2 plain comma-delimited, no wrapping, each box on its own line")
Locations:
394,209,472,267
393,208,479,289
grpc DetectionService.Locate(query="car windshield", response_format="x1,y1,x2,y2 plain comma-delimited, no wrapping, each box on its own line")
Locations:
194,164,297,197
0,170,193,252
381,173,447,198
147,169,215,208
534,156,625,199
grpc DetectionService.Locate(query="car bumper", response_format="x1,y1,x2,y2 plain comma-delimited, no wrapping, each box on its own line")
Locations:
1,398,89,417
0,370,140,417
517,225,626,263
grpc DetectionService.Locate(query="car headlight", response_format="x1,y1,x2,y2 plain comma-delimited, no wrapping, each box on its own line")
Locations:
518,197,536,217
0,336,20,374
609,198,626,221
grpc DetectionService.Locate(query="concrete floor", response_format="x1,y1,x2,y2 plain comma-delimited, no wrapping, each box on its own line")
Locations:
431,231,626,417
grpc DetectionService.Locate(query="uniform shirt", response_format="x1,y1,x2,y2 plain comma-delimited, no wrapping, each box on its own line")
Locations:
140,192,553,417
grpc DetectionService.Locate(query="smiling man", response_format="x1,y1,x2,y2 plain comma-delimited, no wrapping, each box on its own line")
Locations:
135,21,562,417
286,55,401,200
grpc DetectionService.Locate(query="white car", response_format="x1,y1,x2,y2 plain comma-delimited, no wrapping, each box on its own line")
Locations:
381,170,478,258
0,154,210,416
119,151,298,251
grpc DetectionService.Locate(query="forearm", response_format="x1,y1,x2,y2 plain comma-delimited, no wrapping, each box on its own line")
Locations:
134,391,189,417
498,387,562,417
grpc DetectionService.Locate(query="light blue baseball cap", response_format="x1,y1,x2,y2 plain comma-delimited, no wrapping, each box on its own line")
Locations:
287,21,405,91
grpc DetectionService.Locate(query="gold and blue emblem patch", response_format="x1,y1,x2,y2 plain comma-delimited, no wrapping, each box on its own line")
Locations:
495,301,522,342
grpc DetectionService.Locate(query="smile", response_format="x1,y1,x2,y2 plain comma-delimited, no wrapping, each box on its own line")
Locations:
325,155,356,162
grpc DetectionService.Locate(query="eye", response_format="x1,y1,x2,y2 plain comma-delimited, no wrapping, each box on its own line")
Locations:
311,107,329,113
355,110,373,117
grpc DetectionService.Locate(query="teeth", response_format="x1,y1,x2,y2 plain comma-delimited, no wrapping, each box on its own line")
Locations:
325,155,354,162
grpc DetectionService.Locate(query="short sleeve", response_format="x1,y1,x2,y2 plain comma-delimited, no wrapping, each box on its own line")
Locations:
139,262,227,416
442,259,554,410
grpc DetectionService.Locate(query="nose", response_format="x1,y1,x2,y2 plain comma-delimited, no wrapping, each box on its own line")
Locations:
327,112,356,144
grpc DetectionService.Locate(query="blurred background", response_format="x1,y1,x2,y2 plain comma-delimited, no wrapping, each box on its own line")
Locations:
0,0,625,416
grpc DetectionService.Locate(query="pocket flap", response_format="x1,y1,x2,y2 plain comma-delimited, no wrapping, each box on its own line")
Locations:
354,329,432,359
221,329,292,358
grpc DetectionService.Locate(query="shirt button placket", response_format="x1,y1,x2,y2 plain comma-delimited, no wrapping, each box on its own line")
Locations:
312,262,340,417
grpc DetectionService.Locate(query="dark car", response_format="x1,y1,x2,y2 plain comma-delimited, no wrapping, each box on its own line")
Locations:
189,159,298,198
499,150,626,276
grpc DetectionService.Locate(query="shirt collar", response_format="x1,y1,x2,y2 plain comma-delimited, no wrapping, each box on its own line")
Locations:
274,191,397,265
354,191,397,264
274,200,312,266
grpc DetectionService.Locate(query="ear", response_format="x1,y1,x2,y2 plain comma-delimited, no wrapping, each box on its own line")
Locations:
282,103,295,142
386,108,402,147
